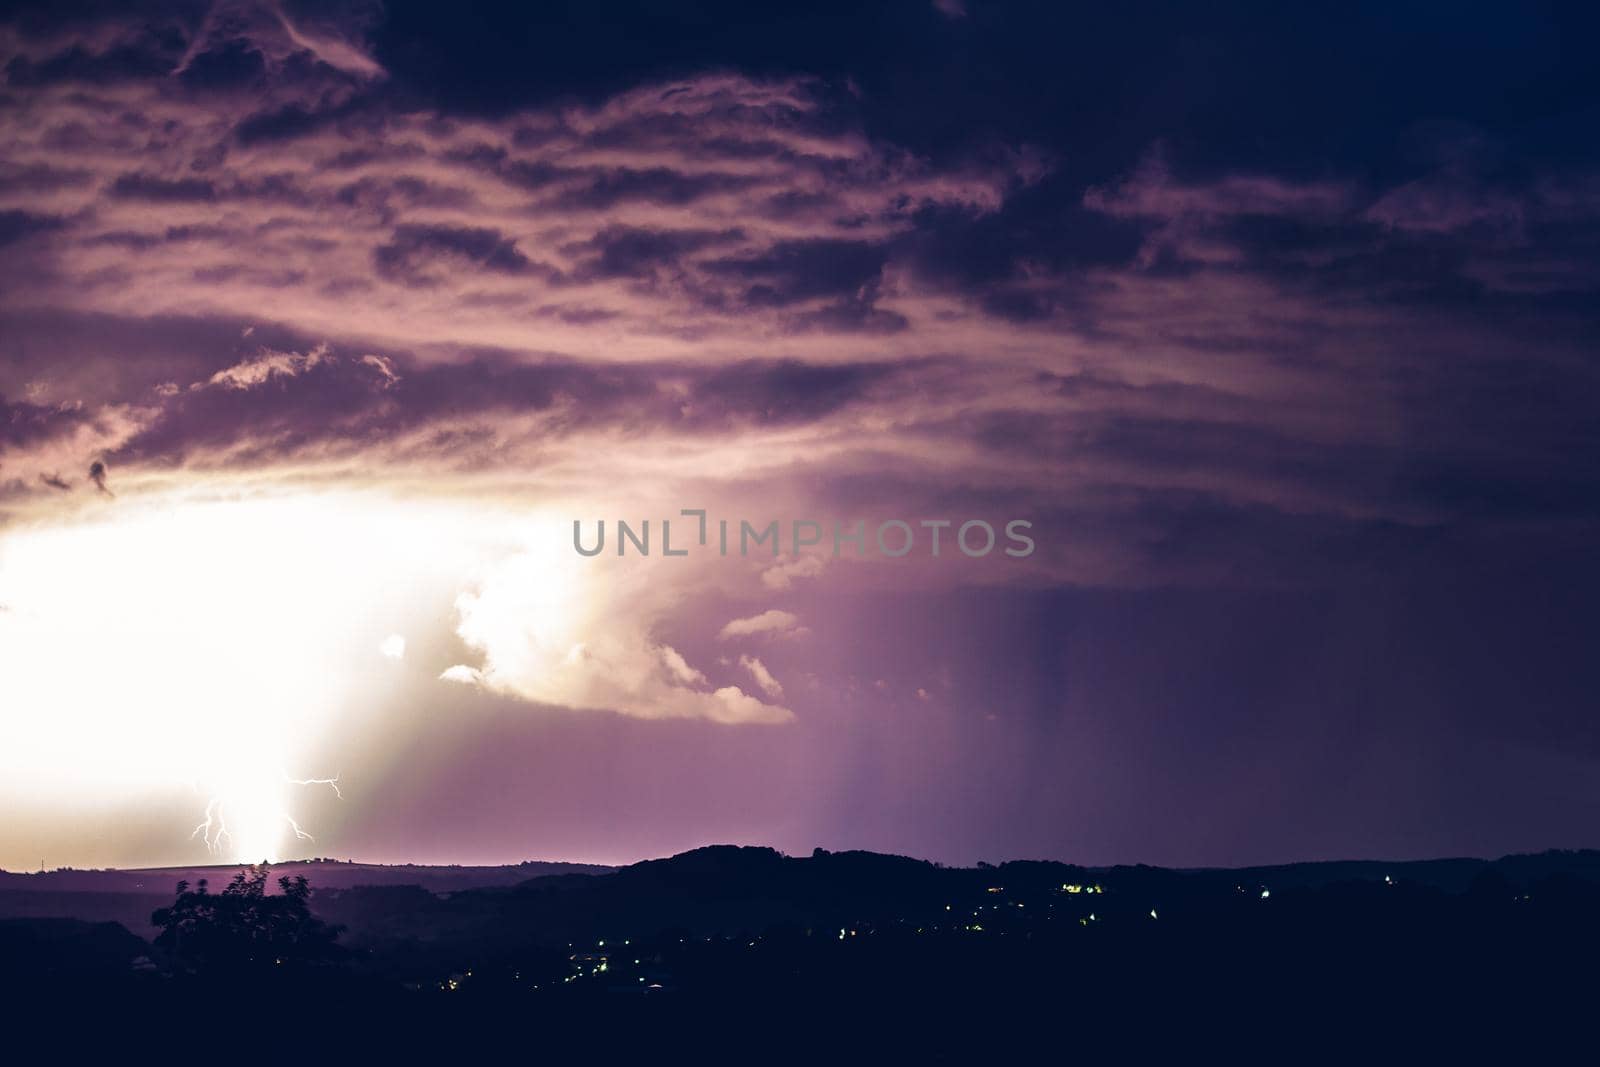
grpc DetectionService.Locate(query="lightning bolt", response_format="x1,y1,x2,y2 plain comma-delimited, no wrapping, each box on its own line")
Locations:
189,770,343,858
191,796,230,852
285,772,343,800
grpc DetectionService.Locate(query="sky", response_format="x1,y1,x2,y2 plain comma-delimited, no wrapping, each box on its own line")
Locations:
1,0,1599,871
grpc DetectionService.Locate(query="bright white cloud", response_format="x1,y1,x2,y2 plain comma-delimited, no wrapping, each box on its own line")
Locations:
204,345,330,391
760,554,827,590
447,549,792,724
661,645,708,686
719,609,807,640
739,654,784,699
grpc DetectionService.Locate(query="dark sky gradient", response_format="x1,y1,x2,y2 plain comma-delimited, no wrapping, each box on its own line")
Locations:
1,1,1598,869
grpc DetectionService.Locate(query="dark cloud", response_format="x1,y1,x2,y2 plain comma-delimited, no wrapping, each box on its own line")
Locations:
688,359,912,426
235,94,380,146
108,173,218,202
174,37,270,91
105,344,934,468
373,224,549,285
3,37,179,87
705,239,889,307
555,167,757,210
786,292,909,335
574,226,740,281
0,208,63,246
87,458,111,495
1,394,83,450
0,160,94,196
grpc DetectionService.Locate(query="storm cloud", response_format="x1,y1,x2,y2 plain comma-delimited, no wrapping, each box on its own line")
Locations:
3,1,1600,866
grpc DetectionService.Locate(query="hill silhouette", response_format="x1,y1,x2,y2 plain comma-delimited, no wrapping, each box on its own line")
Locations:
5,845,1599,1057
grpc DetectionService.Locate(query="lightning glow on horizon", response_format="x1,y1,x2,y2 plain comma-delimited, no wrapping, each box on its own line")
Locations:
0,488,544,867
191,772,343,861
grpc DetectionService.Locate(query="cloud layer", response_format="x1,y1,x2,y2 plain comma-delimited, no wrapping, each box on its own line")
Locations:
4,3,1600,726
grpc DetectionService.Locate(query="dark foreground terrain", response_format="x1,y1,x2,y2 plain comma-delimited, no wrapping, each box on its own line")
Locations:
4,846,1597,1058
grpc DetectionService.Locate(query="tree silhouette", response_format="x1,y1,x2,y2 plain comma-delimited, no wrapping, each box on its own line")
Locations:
151,864,343,974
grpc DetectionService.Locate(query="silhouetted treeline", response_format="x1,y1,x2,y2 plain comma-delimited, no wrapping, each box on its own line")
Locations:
150,865,343,974
4,847,1599,1058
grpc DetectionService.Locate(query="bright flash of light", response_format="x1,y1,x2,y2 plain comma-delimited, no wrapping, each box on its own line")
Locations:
0,487,581,867
190,772,343,862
